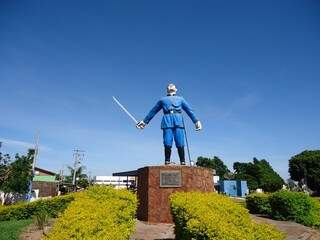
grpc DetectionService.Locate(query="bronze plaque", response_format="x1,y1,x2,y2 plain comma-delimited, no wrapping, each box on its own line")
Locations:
160,170,182,187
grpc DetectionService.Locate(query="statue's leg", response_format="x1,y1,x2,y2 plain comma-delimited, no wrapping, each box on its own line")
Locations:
177,147,185,165
174,127,185,165
164,147,171,165
163,128,173,165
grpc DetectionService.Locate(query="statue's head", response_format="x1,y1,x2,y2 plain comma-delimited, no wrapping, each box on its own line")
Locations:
167,83,177,96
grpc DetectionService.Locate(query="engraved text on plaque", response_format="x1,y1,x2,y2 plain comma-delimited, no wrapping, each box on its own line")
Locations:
160,170,182,187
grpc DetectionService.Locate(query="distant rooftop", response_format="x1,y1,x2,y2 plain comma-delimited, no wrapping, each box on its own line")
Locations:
33,175,58,182
113,170,138,177
35,167,56,176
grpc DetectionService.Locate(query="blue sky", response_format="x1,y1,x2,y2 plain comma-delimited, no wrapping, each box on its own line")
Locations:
1,1,319,179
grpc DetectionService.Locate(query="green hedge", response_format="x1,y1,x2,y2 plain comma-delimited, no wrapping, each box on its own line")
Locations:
45,185,137,240
170,192,285,240
246,193,271,215
269,190,320,227
246,190,320,228
0,194,74,221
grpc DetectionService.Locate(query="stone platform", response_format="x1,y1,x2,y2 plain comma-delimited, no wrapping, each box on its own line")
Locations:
130,220,175,240
137,165,214,223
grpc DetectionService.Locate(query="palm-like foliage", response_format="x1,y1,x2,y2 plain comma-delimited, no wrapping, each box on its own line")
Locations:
65,165,89,188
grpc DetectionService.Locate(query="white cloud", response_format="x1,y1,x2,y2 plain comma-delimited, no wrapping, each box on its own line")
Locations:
0,137,52,152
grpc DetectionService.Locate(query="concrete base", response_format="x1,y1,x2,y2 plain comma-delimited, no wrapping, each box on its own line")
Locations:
137,165,214,223
130,220,175,240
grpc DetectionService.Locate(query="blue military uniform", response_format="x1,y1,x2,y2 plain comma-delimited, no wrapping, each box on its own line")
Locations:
143,95,199,164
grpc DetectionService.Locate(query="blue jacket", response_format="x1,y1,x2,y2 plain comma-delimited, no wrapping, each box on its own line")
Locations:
143,95,199,129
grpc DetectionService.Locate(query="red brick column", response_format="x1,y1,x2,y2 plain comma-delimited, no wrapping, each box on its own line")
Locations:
137,165,214,223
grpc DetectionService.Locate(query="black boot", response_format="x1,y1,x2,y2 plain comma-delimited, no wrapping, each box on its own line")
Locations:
164,147,171,165
177,147,185,165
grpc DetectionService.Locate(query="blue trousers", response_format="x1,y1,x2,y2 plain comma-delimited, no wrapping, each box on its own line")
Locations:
163,127,185,148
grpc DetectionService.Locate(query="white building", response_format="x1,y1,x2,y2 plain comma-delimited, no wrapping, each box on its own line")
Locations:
93,176,136,189
213,175,220,184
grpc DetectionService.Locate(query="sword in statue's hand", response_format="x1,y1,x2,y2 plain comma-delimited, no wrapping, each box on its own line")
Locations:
112,96,139,124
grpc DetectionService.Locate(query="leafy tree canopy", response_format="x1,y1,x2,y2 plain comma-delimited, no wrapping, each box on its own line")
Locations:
65,165,89,189
289,150,320,194
2,149,33,194
0,152,11,184
196,156,232,180
0,149,33,204
233,157,284,192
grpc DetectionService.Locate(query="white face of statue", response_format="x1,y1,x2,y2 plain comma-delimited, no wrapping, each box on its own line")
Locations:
167,83,177,95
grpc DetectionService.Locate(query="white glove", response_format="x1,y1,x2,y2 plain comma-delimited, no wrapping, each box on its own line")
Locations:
136,120,146,129
195,121,202,131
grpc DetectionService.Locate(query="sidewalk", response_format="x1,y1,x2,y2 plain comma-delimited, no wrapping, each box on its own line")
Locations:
251,215,320,240
131,217,320,240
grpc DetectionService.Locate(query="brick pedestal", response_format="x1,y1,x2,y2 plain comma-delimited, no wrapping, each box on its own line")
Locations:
137,165,214,223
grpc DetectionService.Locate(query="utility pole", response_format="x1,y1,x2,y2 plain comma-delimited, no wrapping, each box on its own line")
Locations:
32,132,40,172
88,171,92,185
59,169,64,182
72,149,85,190
27,132,40,201
58,164,66,196
59,164,67,182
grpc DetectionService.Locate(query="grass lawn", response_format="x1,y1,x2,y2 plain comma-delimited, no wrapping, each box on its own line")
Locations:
0,219,32,240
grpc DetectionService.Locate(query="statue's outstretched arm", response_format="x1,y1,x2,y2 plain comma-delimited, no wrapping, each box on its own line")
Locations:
136,101,162,129
144,100,162,124
182,98,202,131
181,98,198,123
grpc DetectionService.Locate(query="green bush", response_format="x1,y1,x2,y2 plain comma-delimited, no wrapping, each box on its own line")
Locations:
45,185,137,240
170,192,285,240
269,190,320,227
34,209,49,230
0,194,74,221
246,193,271,215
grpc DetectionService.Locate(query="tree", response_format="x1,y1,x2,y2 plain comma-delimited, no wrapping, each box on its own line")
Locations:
233,157,284,192
77,178,89,188
65,165,89,189
289,150,320,194
196,156,231,180
286,178,302,192
0,149,33,204
233,161,260,190
0,152,11,204
0,152,11,184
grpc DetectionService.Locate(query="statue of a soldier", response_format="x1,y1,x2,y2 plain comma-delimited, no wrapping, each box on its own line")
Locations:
137,84,202,165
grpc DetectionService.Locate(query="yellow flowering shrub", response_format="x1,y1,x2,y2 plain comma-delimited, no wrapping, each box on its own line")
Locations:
170,192,285,240
45,185,137,240
0,194,74,221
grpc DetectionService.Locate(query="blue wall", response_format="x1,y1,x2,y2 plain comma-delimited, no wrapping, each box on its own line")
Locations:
219,180,248,197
